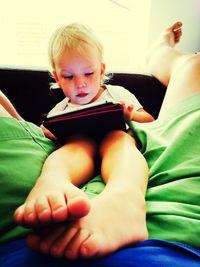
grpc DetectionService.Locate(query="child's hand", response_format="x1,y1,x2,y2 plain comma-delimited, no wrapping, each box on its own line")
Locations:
120,101,155,122
41,125,57,141
120,101,134,121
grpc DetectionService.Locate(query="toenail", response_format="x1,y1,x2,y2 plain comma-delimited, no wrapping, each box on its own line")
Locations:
26,213,35,221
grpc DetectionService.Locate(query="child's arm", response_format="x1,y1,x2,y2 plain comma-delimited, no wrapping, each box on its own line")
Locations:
121,102,155,123
129,107,155,122
0,90,23,120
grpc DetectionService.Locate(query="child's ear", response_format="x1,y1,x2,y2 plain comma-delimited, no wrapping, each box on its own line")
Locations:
53,71,59,83
100,63,106,77
52,71,62,88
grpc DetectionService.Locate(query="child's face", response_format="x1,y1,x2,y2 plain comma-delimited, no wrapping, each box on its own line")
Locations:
53,46,105,105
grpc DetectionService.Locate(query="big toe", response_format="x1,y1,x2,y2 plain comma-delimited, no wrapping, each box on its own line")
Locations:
171,21,182,31
68,196,91,219
14,205,25,223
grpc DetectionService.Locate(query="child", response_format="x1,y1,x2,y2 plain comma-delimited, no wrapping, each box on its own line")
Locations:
42,23,154,140
14,22,150,258
15,21,154,222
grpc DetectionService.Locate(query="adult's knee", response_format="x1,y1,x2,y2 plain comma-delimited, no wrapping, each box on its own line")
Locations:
172,54,200,77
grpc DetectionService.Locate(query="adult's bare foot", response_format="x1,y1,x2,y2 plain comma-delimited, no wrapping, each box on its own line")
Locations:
26,187,148,259
146,21,183,63
163,21,183,47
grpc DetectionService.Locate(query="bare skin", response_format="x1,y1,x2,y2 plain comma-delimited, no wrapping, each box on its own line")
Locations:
27,187,147,259
14,180,91,227
24,130,149,259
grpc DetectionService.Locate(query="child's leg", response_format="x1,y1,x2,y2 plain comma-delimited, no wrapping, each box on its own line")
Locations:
100,130,147,194
14,136,97,227
147,21,200,116
26,130,148,259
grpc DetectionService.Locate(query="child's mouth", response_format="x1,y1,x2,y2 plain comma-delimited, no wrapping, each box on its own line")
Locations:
76,93,88,98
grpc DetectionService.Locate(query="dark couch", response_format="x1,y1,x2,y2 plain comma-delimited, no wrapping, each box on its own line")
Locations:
0,67,166,125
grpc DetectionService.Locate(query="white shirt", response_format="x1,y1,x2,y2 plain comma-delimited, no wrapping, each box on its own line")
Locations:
49,84,142,116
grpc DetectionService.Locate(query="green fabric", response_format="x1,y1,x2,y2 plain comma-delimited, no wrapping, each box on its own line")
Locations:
129,94,200,249
82,175,105,198
0,118,57,244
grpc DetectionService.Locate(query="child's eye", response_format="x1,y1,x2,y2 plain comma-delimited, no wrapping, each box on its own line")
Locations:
63,75,73,80
85,72,94,76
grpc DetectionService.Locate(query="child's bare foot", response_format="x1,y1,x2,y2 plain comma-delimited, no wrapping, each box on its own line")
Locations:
14,179,90,228
26,188,148,259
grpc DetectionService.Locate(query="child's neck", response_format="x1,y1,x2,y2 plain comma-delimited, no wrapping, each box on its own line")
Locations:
92,85,106,102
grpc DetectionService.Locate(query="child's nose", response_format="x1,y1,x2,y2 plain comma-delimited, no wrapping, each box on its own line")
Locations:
75,76,86,88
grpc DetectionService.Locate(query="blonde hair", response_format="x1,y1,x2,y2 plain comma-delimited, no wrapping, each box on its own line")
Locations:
48,22,104,74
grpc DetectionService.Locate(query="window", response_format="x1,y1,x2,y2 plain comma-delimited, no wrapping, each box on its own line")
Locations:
0,0,151,72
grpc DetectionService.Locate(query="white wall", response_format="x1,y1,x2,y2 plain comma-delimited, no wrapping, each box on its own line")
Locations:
147,0,200,52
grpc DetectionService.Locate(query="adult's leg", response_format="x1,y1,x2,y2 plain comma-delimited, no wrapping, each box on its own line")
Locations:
147,21,200,116
14,135,96,227
26,130,148,259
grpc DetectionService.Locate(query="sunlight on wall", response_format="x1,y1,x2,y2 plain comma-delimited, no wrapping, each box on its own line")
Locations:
0,0,151,72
